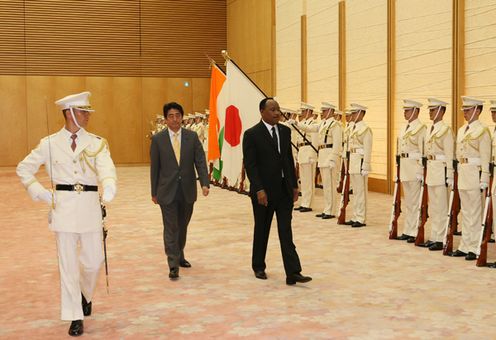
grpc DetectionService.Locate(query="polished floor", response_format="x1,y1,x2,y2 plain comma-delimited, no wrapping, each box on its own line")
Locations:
0,166,495,339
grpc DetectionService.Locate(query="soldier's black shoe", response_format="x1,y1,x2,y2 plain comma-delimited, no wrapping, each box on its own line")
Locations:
294,206,302,211
322,214,335,219
179,260,191,268
68,320,84,337
489,238,495,243
465,252,476,261
488,262,496,268
315,213,324,217
406,236,416,243
449,250,467,257
352,222,366,228
429,242,443,251
81,294,91,316
344,220,356,226
169,267,179,280
286,273,312,285
396,234,410,241
418,240,434,248
299,207,312,212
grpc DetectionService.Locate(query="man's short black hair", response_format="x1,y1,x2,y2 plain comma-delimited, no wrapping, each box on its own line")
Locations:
259,97,274,112
163,102,184,117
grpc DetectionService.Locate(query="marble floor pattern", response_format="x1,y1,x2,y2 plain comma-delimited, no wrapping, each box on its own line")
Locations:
0,166,495,339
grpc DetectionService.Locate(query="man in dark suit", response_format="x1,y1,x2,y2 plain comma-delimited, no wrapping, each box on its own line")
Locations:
150,102,210,280
243,97,312,285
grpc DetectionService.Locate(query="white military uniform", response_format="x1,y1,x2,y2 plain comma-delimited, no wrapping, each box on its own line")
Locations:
348,119,373,224
425,119,454,243
296,115,319,209
399,118,427,237
456,119,491,254
16,92,117,321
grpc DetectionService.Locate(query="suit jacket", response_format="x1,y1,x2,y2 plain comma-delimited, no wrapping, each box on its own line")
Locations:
243,121,298,202
150,128,209,205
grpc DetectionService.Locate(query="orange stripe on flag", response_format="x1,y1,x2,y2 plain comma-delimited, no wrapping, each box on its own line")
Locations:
208,64,226,161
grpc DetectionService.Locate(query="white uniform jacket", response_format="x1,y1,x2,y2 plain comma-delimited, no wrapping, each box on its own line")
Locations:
348,121,373,175
399,119,427,182
17,128,117,233
425,121,454,186
295,119,318,164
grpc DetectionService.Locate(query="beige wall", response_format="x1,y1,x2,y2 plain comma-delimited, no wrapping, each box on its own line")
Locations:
0,76,210,166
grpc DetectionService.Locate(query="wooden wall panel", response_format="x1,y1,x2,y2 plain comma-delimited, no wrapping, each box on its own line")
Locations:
192,78,211,112
0,76,27,165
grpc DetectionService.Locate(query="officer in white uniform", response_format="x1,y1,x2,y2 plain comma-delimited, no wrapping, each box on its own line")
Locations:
394,100,427,242
490,100,496,246
16,91,117,337
449,97,491,260
293,102,318,212
419,98,454,250
344,103,373,228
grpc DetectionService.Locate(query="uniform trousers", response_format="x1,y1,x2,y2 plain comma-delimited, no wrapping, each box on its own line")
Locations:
350,173,368,223
458,189,483,254
320,165,337,215
428,185,449,242
402,181,422,237
55,231,103,321
299,162,316,208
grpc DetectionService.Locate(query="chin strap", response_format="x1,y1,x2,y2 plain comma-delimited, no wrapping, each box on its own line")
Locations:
69,107,82,129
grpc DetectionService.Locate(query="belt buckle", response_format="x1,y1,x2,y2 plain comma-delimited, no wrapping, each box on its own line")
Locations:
74,183,84,194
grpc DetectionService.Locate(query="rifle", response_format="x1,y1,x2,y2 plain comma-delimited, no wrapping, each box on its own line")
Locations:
337,138,350,224
476,162,494,267
101,202,110,294
443,159,460,255
388,138,401,239
337,145,345,193
414,153,429,246
281,112,319,153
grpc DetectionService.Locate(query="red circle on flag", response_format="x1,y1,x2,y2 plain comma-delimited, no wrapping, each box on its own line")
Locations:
224,105,242,147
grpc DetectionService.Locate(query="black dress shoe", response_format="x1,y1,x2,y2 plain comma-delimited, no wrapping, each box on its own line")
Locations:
68,320,84,337
179,260,191,268
465,252,476,261
344,220,356,226
396,234,410,241
449,250,467,257
286,273,312,285
299,207,312,212
418,240,434,248
322,214,335,219
406,236,416,243
315,213,324,217
488,262,496,268
489,238,495,243
294,206,302,211
81,294,92,316
428,242,443,251
352,222,366,228
169,267,179,280
254,271,267,280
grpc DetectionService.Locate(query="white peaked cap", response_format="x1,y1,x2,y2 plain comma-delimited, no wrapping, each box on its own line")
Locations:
427,98,449,108
55,91,94,112
321,102,336,110
334,110,343,115
350,103,367,112
402,99,423,109
489,100,496,111
344,110,353,116
300,102,315,110
461,96,484,109
281,107,296,114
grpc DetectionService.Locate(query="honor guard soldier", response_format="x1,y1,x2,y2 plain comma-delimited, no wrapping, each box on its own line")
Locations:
395,100,427,242
490,100,496,246
16,91,117,337
344,103,373,227
293,102,319,212
418,98,454,250
449,97,491,260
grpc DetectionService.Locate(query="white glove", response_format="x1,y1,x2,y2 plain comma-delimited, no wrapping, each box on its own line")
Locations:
102,185,116,203
38,189,54,205
416,173,423,182
480,182,488,190
361,170,369,177
329,160,336,169
287,119,296,125
446,177,454,187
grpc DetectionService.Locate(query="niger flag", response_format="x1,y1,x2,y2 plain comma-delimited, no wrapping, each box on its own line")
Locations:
208,63,226,180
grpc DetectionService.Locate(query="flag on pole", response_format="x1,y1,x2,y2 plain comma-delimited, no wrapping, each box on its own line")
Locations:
208,63,226,180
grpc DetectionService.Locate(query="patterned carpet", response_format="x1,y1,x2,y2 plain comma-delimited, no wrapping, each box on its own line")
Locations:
0,166,495,339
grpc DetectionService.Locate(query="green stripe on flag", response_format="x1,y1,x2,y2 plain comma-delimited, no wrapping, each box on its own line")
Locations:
212,127,224,181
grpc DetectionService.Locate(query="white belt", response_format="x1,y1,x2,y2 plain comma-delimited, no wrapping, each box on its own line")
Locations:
458,157,481,165
400,152,421,160
351,148,364,155
427,154,446,161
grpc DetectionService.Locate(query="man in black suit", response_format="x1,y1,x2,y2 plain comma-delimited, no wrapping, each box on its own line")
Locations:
242,98,312,285
150,102,210,280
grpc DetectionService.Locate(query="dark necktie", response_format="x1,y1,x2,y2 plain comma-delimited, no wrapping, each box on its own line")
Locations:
271,126,279,153
405,124,410,132
430,125,434,134
71,134,77,152
464,125,470,134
